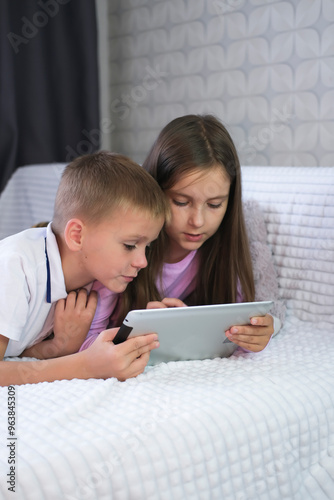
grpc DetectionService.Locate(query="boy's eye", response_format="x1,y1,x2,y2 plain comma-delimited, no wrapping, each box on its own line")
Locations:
124,244,136,251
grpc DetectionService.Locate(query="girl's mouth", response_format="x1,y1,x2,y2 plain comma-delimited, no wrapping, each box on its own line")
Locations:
184,233,203,242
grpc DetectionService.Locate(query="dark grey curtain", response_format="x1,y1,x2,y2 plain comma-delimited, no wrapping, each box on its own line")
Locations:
0,0,100,193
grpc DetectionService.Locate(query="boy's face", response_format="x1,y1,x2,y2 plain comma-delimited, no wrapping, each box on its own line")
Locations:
80,208,163,293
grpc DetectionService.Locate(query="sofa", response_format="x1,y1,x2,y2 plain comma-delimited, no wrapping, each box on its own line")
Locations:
0,165,333,500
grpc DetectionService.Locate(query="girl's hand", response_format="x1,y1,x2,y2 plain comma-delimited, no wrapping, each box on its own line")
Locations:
146,297,187,309
225,313,274,352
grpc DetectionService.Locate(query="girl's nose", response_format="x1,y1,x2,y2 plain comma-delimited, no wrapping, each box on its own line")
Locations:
189,208,204,228
132,250,148,270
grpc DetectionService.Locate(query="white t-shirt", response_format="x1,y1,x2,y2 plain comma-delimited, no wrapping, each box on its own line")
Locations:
0,223,67,357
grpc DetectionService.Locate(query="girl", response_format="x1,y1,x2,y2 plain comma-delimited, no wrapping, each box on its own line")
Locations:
81,115,285,353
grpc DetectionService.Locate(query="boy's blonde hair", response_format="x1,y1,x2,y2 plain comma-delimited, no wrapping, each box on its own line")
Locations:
52,151,169,234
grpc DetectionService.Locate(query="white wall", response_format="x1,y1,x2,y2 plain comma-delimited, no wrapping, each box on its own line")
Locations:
99,0,334,167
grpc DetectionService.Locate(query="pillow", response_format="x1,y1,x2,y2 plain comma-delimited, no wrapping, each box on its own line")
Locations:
242,166,334,325
243,199,286,326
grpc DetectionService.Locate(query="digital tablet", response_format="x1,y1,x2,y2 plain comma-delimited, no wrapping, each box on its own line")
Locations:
113,301,274,364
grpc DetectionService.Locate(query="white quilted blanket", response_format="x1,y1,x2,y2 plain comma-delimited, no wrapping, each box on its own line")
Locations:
0,166,333,499
0,314,334,500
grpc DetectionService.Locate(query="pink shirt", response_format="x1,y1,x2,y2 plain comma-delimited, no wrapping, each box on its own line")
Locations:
79,280,119,350
80,251,200,350
80,250,243,351
157,250,198,300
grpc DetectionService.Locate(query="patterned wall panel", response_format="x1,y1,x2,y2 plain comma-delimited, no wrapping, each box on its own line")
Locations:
106,0,334,167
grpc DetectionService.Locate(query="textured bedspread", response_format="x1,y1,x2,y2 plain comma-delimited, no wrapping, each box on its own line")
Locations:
1,166,333,499
1,314,333,500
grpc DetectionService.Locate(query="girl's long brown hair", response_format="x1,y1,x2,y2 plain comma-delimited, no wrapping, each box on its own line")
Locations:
117,114,255,323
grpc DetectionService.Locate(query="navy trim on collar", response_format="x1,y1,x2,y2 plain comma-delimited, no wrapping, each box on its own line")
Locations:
44,237,51,303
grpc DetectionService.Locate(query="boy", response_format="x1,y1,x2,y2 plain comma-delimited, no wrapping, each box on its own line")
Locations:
0,151,169,386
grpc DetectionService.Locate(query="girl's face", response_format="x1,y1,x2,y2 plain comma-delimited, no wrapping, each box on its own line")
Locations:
165,166,231,263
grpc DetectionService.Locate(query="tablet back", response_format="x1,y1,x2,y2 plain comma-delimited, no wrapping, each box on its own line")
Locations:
115,301,274,364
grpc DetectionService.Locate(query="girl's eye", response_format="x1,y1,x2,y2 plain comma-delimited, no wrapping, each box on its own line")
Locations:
208,203,223,209
124,244,136,251
173,200,188,207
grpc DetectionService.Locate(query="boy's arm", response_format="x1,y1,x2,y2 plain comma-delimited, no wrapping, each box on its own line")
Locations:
1,349,90,385
0,328,160,386
1,328,87,384
0,335,9,359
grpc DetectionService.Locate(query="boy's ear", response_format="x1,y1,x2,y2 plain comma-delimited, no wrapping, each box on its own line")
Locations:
64,219,85,251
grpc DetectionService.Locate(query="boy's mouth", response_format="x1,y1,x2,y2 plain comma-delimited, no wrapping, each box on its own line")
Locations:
122,275,137,282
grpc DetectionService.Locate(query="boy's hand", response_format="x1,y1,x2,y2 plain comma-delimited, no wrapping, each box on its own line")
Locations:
84,328,160,381
52,289,98,355
225,313,274,352
22,289,98,359
146,297,187,309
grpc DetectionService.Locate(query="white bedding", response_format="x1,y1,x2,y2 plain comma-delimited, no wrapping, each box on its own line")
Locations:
0,165,333,499
0,315,334,500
